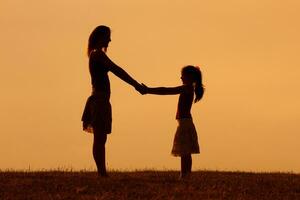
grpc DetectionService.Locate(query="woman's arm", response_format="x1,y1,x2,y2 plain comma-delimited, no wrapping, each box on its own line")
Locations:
97,51,145,93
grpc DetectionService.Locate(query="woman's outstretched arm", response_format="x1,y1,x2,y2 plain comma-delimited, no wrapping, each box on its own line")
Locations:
98,51,145,93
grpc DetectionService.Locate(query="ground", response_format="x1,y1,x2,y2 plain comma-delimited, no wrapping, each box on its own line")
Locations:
0,170,299,200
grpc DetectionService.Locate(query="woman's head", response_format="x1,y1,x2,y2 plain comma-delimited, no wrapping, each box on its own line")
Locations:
87,25,111,56
181,65,204,103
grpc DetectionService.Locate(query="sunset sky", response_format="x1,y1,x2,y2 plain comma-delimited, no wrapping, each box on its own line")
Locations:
0,0,299,172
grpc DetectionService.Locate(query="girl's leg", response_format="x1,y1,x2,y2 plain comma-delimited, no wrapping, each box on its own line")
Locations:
93,131,108,176
186,154,192,173
180,155,188,177
181,154,192,177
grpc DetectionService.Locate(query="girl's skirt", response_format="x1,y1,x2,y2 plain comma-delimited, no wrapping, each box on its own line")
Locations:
171,118,200,156
81,92,112,134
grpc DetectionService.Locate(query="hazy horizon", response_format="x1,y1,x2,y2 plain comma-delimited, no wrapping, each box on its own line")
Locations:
0,0,300,172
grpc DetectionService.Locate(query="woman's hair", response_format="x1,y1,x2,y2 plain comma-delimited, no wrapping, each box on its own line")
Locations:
182,65,205,103
87,25,111,57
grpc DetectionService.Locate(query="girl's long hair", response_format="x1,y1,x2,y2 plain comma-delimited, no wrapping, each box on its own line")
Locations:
182,65,205,103
87,25,111,57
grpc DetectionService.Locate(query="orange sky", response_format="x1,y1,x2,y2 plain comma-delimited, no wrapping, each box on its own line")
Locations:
0,0,300,172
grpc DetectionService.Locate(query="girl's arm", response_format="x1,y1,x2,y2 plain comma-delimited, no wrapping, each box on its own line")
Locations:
144,85,184,95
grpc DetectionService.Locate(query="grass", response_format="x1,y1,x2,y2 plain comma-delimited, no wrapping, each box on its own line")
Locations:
0,170,300,200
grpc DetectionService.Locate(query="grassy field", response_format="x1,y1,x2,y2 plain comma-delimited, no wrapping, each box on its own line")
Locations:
0,170,299,200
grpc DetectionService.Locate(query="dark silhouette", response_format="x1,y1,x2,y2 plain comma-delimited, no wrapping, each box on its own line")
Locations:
81,25,145,177
142,65,204,179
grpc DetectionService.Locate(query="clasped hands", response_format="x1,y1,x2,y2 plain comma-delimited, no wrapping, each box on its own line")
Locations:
135,83,148,95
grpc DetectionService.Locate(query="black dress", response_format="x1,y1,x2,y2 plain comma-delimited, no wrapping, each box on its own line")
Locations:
81,49,112,134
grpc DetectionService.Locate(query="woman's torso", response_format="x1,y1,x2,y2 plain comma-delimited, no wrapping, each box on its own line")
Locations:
89,50,111,97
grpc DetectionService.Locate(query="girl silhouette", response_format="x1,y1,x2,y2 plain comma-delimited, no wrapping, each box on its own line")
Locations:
81,25,145,177
142,66,204,178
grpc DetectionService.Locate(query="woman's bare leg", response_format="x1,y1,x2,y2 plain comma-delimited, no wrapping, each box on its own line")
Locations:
93,131,107,177
186,154,192,173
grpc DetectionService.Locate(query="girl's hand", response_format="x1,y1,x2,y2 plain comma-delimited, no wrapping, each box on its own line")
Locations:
141,83,149,94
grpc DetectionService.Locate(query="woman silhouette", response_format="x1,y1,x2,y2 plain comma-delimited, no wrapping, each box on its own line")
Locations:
81,25,145,177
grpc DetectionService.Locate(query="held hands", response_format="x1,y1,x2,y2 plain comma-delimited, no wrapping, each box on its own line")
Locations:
135,83,148,95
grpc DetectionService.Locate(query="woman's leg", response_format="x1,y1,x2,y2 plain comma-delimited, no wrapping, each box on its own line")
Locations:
93,131,107,176
186,154,192,173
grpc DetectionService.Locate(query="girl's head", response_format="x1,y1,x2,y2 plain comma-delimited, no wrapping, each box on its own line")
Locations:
88,25,111,57
181,65,204,103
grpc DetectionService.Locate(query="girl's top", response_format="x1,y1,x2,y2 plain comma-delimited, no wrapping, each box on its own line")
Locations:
176,85,194,119
89,50,110,96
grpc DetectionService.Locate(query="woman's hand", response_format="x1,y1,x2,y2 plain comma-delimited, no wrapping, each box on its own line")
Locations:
135,83,148,95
